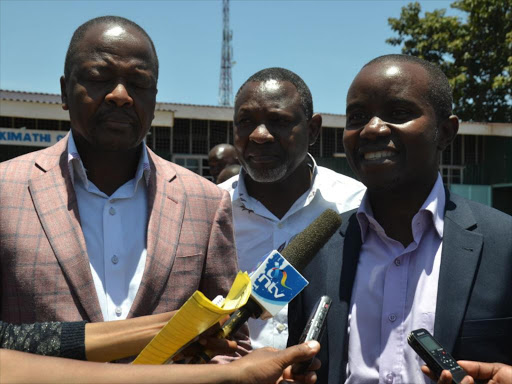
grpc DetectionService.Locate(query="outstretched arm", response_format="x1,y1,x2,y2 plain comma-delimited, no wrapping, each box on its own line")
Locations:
85,311,175,361
1,311,236,362
0,341,320,384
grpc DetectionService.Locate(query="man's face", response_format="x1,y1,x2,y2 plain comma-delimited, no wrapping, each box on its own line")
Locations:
234,80,313,183
61,23,157,152
208,155,224,181
208,147,236,180
343,61,441,192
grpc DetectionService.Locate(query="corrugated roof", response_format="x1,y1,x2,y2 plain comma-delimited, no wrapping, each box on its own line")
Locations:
0,89,236,112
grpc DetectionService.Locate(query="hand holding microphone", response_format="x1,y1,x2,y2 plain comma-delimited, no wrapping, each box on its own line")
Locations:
191,208,342,363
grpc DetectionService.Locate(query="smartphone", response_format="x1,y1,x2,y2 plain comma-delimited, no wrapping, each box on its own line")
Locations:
291,295,332,375
408,328,468,384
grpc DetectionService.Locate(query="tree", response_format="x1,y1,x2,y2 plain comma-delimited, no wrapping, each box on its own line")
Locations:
387,0,512,122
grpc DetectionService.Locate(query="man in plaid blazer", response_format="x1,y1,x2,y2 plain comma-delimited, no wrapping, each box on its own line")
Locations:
0,16,243,354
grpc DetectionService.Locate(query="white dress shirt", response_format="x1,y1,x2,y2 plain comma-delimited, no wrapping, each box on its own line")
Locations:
67,132,150,321
219,155,366,349
346,174,445,384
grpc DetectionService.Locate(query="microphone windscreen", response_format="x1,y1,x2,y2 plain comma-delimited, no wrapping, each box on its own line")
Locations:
281,208,342,273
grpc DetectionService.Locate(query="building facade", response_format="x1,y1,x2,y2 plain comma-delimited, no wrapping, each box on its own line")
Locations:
1,89,511,214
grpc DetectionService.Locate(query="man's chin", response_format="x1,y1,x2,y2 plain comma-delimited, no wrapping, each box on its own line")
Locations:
245,165,288,183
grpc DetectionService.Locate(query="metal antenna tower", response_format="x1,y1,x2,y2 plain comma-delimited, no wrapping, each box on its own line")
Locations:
219,0,233,106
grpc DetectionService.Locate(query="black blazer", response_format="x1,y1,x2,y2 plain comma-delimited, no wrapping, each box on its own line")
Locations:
288,192,512,384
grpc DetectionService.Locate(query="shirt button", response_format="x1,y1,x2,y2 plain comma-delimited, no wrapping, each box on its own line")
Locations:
109,207,116,215
111,255,119,264
394,259,401,266
115,307,122,316
277,222,283,229
388,314,397,322
276,323,287,333
385,373,395,384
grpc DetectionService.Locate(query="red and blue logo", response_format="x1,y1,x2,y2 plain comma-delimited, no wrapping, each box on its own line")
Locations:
251,250,308,313
270,268,292,290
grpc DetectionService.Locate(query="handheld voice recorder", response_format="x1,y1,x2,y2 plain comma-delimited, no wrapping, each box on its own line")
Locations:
291,295,332,375
408,328,468,384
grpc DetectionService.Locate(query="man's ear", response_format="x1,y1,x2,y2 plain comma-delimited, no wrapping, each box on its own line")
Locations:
308,113,322,146
437,115,459,151
60,76,69,111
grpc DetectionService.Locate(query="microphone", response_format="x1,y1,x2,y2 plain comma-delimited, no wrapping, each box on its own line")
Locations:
192,208,342,363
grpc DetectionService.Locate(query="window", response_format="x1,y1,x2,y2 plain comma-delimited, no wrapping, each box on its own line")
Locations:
36,119,60,130
173,118,190,153
150,126,171,159
440,165,464,185
61,120,71,130
14,117,36,130
210,120,229,147
336,128,345,154
0,116,14,128
172,154,210,179
192,120,208,154
322,127,336,158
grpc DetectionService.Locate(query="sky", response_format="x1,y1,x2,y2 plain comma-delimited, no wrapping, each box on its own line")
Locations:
0,0,460,114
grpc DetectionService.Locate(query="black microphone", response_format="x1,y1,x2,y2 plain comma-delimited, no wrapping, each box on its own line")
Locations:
191,208,342,363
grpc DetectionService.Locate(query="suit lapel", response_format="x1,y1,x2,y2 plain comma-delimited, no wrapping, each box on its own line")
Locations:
434,192,483,353
327,210,361,383
128,150,183,318
29,140,103,322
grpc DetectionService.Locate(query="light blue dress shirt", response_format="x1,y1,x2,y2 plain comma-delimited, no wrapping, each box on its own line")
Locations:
346,174,445,384
67,132,150,321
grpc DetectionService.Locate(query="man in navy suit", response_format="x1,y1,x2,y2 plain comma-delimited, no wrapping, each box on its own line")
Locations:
288,55,512,384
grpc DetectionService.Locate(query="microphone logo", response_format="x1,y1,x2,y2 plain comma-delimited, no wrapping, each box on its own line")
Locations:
251,250,308,316
270,267,292,290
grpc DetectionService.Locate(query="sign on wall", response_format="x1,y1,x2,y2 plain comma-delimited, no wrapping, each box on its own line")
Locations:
0,128,67,147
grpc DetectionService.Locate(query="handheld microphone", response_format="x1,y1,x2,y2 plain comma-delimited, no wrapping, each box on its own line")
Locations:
192,208,342,363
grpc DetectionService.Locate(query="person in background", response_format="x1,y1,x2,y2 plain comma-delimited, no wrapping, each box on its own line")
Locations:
288,54,512,383
217,164,241,185
219,67,366,350
208,143,239,183
0,15,248,359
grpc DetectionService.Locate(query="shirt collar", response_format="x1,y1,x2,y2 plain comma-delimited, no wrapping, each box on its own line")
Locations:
356,173,446,242
67,131,151,189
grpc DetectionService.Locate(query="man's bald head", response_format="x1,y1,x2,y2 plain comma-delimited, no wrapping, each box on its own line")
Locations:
208,144,239,181
64,15,159,81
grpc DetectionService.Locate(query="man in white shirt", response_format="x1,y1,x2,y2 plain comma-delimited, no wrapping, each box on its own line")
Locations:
219,67,366,350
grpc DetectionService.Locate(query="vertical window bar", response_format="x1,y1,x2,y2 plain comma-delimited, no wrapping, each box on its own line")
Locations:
189,119,193,154
207,120,211,150
320,127,323,157
170,125,174,156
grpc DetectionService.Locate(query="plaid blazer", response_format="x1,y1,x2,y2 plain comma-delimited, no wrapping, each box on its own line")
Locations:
0,136,239,325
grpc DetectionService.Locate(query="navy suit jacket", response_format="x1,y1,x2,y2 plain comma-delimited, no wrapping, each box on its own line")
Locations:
288,192,512,384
